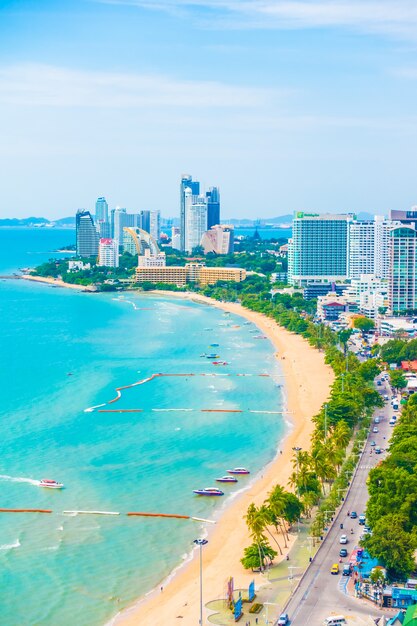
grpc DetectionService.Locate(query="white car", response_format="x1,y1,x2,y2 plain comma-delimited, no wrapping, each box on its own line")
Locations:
340,534,348,544
373,426,378,433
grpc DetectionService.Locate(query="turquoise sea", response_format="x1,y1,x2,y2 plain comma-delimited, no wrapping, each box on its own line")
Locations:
0,228,285,626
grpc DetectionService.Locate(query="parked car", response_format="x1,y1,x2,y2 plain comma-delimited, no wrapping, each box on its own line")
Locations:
359,514,366,525
389,418,396,425
340,534,348,544
350,511,357,519
277,613,289,625
331,563,340,575
339,548,348,557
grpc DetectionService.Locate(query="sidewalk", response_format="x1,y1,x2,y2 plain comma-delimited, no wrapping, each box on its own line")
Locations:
206,519,319,625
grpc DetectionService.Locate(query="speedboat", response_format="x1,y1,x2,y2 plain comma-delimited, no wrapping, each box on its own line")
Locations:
227,468,250,475
206,354,220,359
193,487,224,496
209,343,220,347
39,479,64,489
216,476,238,483
212,361,228,366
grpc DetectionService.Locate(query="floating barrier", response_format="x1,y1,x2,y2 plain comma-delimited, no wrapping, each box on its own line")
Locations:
98,409,143,413
63,510,120,516
0,508,52,514
127,512,190,519
191,516,216,524
201,409,242,413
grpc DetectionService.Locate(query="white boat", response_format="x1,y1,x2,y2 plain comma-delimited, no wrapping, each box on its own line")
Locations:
216,476,238,483
227,467,250,475
39,479,64,489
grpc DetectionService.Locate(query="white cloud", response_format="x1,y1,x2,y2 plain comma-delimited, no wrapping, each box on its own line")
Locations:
0,63,274,108
99,0,417,38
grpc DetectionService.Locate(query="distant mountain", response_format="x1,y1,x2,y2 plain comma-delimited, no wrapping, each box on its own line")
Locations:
0,217,49,226
55,217,75,226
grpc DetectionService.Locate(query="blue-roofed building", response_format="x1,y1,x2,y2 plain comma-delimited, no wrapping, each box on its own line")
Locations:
392,587,417,608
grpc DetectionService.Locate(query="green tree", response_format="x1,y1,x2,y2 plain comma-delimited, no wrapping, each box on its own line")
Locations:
240,542,277,571
353,317,375,333
389,369,407,392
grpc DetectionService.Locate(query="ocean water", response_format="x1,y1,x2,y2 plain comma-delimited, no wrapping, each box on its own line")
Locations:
0,228,285,626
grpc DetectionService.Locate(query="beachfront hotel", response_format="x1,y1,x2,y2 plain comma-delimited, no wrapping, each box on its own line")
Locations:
288,212,353,286
98,238,119,268
135,263,246,286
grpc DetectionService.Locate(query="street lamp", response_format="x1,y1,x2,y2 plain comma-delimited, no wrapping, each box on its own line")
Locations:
193,538,208,626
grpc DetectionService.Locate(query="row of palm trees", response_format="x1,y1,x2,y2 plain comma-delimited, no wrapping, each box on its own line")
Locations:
241,485,303,571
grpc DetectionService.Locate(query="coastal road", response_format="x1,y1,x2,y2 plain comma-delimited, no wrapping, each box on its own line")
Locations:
279,376,395,626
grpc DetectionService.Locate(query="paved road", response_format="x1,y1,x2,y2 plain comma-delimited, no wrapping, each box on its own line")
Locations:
279,375,396,626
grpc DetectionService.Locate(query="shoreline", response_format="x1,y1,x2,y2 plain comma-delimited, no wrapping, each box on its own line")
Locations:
109,291,334,626
20,274,93,291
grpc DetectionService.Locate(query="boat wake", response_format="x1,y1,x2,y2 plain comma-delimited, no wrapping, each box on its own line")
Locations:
0,474,39,486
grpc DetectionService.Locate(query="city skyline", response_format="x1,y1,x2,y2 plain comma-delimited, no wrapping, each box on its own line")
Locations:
1,0,417,218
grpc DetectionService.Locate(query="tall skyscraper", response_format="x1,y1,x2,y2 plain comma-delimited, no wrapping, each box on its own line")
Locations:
184,189,207,253
374,216,399,279
98,238,119,267
150,210,161,242
288,212,353,286
347,220,375,279
139,210,151,234
112,208,140,249
76,210,99,258
180,174,200,251
206,187,220,230
95,197,108,223
389,225,417,312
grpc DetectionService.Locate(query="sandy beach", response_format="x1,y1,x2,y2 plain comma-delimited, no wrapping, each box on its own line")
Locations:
21,274,93,291
110,292,334,626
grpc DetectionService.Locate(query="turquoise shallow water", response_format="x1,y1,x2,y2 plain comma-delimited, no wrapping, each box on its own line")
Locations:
0,228,285,626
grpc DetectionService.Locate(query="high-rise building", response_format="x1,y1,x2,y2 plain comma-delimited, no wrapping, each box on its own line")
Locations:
288,212,353,286
347,220,375,279
184,190,207,253
374,216,399,279
180,174,200,251
76,210,99,258
98,238,119,268
140,210,151,234
112,208,140,249
95,197,108,223
150,210,160,242
389,225,417,312
201,224,234,255
206,187,220,230
123,226,160,256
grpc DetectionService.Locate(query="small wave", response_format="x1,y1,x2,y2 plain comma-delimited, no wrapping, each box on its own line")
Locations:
0,539,20,551
0,474,39,486
174,427,181,431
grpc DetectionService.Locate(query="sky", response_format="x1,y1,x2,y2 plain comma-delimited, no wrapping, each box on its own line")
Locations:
1,0,417,219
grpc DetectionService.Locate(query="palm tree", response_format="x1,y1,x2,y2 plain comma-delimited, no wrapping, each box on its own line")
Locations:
310,445,336,494
330,420,351,449
244,503,268,570
267,485,289,547
259,504,283,555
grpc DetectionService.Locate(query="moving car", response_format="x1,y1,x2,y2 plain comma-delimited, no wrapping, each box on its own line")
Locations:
331,563,340,575
277,613,289,625
359,514,366,525
342,563,351,576
340,534,348,544
370,441,376,447
339,548,348,557
389,418,396,425
350,511,357,519
373,426,378,433
375,447,382,454
374,417,380,424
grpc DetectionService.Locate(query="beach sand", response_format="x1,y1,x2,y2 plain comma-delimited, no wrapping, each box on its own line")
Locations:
110,293,334,626
21,274,93,291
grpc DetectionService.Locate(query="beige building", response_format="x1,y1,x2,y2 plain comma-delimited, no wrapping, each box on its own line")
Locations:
135,263,246,286
201,224,234,255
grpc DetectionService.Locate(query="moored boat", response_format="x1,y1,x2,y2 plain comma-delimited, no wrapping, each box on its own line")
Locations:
212,361,228,366
206,354,220,359
39,479,64,489
216,476,238,483
227,467,250,475
193,487,224,496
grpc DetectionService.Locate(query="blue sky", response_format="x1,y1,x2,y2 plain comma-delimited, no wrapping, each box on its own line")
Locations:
1,0,417,219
